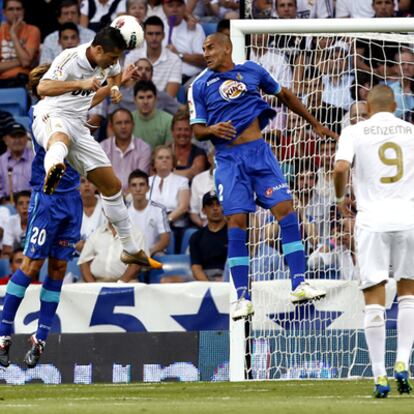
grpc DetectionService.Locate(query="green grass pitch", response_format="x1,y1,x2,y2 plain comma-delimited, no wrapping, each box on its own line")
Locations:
0,380,412,413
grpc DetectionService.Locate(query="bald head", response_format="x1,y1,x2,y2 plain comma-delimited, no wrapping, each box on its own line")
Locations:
367,84,396,115
203,32,233,71
207,32,232,48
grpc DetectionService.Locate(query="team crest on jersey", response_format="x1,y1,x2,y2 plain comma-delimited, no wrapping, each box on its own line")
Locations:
219,80,247,101
236,72,243,81
53,67,64,80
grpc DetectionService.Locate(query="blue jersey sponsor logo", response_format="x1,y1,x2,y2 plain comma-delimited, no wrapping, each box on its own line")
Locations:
218,80,247,101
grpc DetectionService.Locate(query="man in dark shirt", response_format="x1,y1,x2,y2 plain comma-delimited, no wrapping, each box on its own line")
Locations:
189,191,227,281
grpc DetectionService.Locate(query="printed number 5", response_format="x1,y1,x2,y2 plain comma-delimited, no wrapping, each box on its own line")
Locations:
30,227,47,246
379,142,403,184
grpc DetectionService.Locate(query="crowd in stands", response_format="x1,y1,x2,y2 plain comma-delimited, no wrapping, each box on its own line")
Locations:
0,0,413,284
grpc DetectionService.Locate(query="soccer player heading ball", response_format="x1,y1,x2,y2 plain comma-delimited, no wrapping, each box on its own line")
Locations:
32,25,160,269
189,33,337,320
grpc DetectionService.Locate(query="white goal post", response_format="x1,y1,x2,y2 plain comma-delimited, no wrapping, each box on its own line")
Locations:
231,18,414,64
229,18,414,382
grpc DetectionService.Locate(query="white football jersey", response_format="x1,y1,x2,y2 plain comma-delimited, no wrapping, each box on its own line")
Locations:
336,112,414,231
35,43,121,120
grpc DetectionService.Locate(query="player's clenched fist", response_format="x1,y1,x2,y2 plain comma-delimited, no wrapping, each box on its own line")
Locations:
80,77,101,91
209,120,236,140
110,85,122,103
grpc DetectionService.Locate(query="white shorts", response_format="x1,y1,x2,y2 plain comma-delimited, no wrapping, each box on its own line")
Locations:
356,225,414,290
32,109,111,177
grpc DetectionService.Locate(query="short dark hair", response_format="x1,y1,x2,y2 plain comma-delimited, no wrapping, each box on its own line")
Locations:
275,0,297,8
4,0,23,9
128,169,149,185
109,108,134,123
58,22,79,39
217,19,230,33
143,15,164,32
10,248,23,265
134,79,157,97
15,190,31,203
92,26,127,52
58,0,80,17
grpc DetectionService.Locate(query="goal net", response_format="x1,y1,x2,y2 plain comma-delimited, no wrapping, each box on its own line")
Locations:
229,18,414,380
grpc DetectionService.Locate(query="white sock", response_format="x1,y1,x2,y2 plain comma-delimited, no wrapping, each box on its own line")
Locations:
101,191,137,253
44,141,68,173
364,304,387,380
396,295,414,367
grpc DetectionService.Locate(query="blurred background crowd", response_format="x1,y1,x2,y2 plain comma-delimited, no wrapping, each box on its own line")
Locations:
0,0,413,285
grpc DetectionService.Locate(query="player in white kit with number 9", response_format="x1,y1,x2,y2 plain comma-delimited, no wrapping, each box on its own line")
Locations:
334,84,414,398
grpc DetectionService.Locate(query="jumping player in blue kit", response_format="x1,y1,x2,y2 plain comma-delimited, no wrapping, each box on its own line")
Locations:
0,64,83,369
189,33,337,320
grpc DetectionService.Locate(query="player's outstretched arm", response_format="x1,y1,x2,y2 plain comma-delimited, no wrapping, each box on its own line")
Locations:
193,121,236,141
276,87,338,140
38,77,101,97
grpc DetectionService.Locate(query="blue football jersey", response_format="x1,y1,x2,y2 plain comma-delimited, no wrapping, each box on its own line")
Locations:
29,107,80,193
188,61,281,148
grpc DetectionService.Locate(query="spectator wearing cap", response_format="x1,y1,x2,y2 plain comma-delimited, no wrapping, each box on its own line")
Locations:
0,122,33,200
0,0,41,87
40,0,95,65
0,111,15,154
162,0,206,83
189,191,228,281
124,15,182,98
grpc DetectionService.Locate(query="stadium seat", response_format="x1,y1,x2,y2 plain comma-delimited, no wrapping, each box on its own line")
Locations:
0,87,28,116
13,115,31,131
148,254,192,283
0,258,11,278
180,227,197,254
177,85,187,104
201,22,217,37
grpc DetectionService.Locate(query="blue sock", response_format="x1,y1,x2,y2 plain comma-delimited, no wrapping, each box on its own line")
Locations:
228,228,250,300
36,276,63,341
279,212,306,290
0,269,32,336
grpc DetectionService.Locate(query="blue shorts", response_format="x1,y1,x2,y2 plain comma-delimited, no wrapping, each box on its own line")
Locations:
23,190,82,261
214,139,291,216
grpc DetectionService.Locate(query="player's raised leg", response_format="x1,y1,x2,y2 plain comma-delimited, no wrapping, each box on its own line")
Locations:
43,132,69,195
270,201,326,304
394,279,414,394
86,166,162,269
